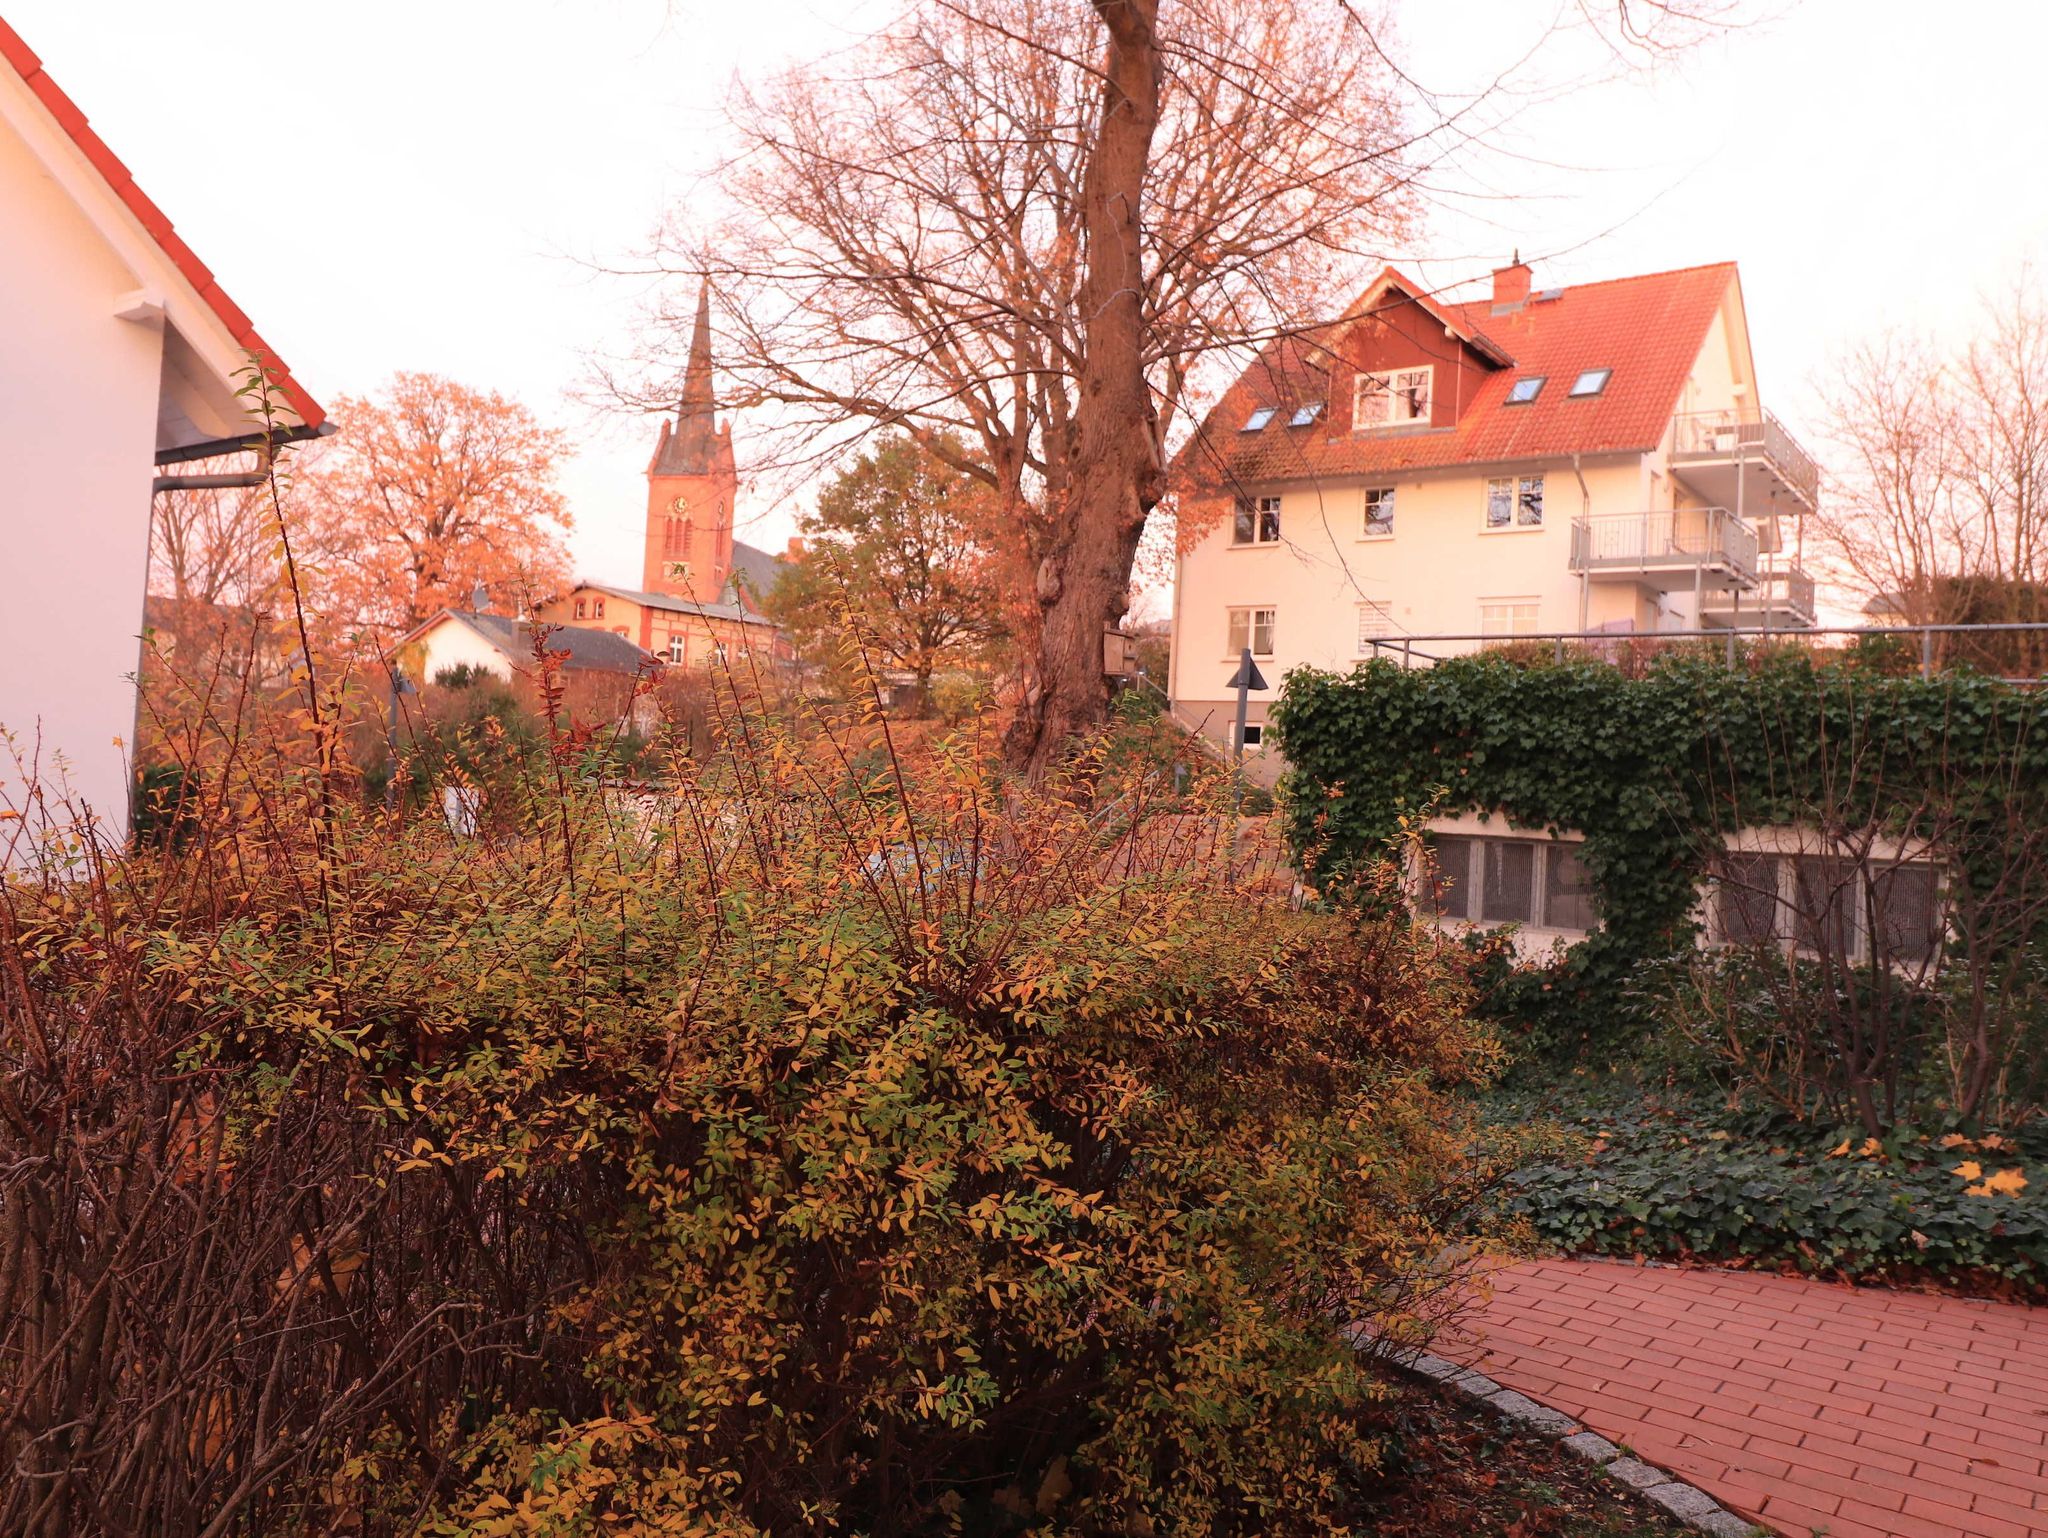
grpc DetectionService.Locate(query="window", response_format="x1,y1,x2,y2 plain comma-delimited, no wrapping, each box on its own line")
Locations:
1354,366,1432,428
1482,840,1537,923
573,598,587,619
1233,722,1265,749
1543,843,1598,932
1226,606,1276,657
1423,834,1595,933
1712,851,1945,966
1243,406,1278,431
1233,495,1282,545
1362,486,1395,538
1479,598,1540,641
593,598,606,620
1356,600,1394,652
667,635,685,664
1289,401,1325,427
1507,375,1546,404
1485,475,1545,529
1570,368,1612,398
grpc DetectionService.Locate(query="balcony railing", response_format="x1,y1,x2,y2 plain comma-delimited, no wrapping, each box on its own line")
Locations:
1570,507,1760,586
1702,565,1818,626
1670,409,1822,509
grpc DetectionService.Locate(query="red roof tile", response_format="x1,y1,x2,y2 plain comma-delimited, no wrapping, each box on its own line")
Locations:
0,15,326,436
1178,261,1736,494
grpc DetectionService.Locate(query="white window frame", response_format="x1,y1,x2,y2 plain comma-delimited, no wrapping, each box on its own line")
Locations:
667,635,686,665
1478,597,1541,642
1226,605,1276,659
1232,494,1283,546
1706,831,1946,969
1354,366,1432,430
1413,827,1597,937
1484,474,1545,531
1231,721,1266,750
1361,486,1396,539
1356,600,1395,653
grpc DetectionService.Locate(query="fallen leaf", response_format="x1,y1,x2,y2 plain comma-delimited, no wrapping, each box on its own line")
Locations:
1939,1133,1976,1150
1829,1139,1853,1158
1953,1160,1984,1181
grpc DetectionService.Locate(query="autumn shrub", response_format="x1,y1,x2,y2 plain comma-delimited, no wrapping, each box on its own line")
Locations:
1,657,1511,1536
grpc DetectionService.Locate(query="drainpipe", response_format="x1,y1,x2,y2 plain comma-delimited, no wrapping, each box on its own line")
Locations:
1572,453,1592,633
152,443,273,494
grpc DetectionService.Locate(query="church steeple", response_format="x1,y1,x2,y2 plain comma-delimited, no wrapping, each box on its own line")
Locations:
651,287,720,477
644,285,739,603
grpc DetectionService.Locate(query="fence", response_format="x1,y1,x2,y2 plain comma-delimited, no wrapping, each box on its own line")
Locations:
1360,622,2048,682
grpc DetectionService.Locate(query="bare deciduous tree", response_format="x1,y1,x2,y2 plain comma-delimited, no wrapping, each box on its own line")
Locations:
1816,275,2048,675
625,0,1741,774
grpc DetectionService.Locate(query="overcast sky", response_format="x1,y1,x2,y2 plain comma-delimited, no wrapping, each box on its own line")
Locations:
15,0,2047,592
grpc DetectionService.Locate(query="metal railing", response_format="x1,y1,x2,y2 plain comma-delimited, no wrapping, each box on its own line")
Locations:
1671,408,1822,508
1569,507,1759,583
1703,565,1818,622
1358,622,2048,680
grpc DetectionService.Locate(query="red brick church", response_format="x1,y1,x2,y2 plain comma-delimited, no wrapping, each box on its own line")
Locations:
536,290,789,669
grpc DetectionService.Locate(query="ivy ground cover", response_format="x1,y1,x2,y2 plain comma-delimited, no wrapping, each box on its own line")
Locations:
1492,1070,2048,1297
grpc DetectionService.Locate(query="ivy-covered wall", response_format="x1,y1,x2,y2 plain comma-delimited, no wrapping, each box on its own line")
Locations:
1271,650,2048,1044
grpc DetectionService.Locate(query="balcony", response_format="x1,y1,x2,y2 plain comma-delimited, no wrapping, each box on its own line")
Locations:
1669,409,1822,514
1700,565,1818,629
1569,507,1759,592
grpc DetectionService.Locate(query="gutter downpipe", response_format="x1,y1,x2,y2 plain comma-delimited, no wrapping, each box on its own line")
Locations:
1572,453,1592,633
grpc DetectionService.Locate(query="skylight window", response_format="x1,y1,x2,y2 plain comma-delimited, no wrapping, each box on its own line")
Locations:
1288,401,1325,427
1570,368,1612,398
1507,376,1545,405
1243,406,1278,431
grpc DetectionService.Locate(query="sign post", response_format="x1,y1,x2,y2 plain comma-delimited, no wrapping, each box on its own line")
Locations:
1224,647,1269,880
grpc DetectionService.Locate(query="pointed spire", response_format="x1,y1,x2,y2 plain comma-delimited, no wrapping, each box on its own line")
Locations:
682,286,715,415
655,285,720,475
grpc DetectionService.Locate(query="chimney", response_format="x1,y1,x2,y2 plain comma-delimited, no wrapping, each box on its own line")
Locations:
1492,252,1532,311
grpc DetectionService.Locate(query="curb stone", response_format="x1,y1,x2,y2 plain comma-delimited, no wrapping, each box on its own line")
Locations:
1386,1350,1769,1538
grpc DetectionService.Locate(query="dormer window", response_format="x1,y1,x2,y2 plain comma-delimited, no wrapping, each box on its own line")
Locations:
1507,376,1546,405
1242,406,1278,432
1570,368,1612,398
1289,401,1326,427
1354,367,1431,429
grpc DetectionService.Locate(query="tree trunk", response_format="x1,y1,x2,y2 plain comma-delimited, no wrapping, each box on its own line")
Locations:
1005,0,1163,779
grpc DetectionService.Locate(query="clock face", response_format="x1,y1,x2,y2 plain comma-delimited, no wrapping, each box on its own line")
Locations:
671,496,689,513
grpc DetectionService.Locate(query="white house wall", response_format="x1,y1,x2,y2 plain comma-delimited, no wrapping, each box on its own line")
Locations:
0,86,165,843
1171,456,1659,735
414,620,517,685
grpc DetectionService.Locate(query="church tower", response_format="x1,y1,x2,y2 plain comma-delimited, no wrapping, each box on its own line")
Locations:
643,288,738,605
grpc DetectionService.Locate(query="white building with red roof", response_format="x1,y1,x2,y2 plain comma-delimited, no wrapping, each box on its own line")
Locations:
1169,258,1820,760
0,16,325,846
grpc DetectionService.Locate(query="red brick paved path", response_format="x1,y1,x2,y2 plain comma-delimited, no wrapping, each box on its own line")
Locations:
1442,1258,2048,1538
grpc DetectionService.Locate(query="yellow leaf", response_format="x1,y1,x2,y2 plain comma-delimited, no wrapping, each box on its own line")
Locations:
1952,1160,1983,1181
1859,1137,1884,1158
1981,1134,2015,1153
1828,1139,1852,1157
1938,1133,1975,1150
1981,1167,2028,1197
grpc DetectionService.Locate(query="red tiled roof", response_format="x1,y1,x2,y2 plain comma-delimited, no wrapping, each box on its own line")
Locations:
1178,261,1737,494
0,17,326,435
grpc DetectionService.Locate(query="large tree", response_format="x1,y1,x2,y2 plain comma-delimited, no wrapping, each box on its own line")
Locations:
768,434,1009,711
1816,275,2048,675
636,0,1734,774
297,372,573,641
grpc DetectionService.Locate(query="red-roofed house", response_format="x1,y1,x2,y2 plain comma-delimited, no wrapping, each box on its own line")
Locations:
0,16,325,845
1168,259,1820,763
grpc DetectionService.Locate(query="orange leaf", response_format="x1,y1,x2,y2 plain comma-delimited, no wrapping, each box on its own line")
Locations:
1952,1160,1984,1181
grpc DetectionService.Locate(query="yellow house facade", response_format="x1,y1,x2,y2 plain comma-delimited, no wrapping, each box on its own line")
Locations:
1170,260,1821,769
